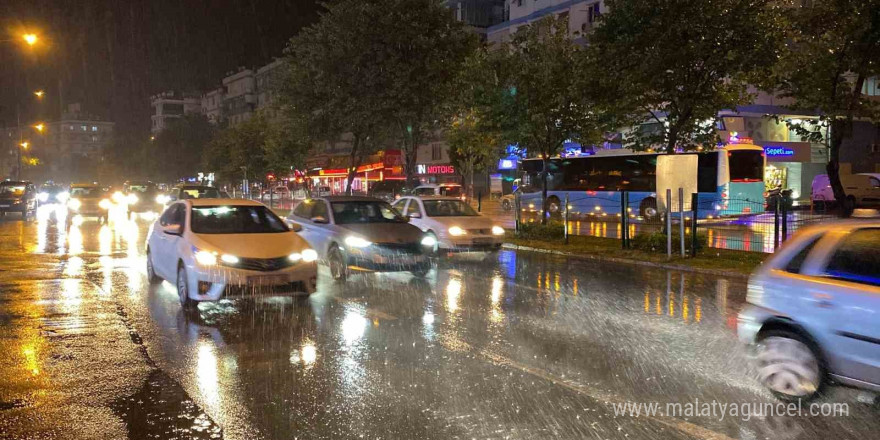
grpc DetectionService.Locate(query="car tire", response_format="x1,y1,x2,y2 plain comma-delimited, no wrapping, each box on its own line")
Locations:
501,199,512,211
639,197,658,220
328,246,347,282
177,263,197,309
755,329,825,402
146,249,162,285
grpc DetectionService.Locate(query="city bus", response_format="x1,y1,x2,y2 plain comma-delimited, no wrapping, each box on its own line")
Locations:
517,143,766,219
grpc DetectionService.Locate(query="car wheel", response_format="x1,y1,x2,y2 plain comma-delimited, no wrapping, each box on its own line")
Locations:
639,197,658,220
177,263,197,309
755,330,824,402
846,195,857,212
501,199,512,211
146,249,162,285
328,247,347,282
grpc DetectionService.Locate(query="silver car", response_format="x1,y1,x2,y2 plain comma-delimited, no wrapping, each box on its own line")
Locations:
737,221,880,401
286,196,435,281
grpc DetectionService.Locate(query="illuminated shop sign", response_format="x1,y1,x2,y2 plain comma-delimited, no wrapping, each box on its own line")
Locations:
416,164,456,174
497,159,517,170
764,147,795,157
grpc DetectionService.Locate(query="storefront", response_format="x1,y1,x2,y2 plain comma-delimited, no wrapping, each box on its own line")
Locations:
306,150,405,195
415,163,460,185
756,141,828,203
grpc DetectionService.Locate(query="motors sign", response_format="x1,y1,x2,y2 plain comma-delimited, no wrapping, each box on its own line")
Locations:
416,164,456,175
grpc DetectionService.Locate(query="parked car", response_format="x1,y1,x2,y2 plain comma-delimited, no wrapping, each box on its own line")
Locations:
286,196,434,281
737,221,880,401
166,185,222,204
812,173,880,209
66,183,111,224
262,186,290,200
370,180,408,202
146,199,318,308
392,196,504,253
312,186,332,197
0,181,37,219
37,184,68,206
412,183,464,199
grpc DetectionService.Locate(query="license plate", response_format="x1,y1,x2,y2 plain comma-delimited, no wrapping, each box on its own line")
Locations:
247,274,290,285
472,238,493,245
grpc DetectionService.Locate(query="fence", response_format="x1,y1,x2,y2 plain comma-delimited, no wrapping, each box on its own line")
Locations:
513,190,839,255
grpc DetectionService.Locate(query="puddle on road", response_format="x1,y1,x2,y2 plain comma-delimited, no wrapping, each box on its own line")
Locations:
112,369,223,439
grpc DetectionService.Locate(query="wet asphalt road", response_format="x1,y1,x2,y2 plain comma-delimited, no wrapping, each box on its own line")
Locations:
0,206,878,440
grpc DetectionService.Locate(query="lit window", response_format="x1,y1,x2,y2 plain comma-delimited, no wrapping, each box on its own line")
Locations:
91,126,97,131
81,125,87,131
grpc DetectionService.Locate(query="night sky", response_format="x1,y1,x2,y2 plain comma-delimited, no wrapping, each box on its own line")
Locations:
1,0,320,139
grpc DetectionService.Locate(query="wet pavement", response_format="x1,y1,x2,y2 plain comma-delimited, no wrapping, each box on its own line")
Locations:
0,205,877,440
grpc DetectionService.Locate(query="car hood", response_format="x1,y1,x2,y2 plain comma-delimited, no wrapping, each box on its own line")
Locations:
190,231,311,258
339,222,424,244
426,215,494,229
0,195,23,201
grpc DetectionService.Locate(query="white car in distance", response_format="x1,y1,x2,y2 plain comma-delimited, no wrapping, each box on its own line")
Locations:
146,199,318,308
393,196,505,253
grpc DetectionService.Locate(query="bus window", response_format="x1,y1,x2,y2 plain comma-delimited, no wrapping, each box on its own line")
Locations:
729,150,764,182
697,152,719,192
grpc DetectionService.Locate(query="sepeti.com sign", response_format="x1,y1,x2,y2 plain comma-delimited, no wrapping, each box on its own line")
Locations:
757,142,812,163
416,164,456,175
764,147,795,157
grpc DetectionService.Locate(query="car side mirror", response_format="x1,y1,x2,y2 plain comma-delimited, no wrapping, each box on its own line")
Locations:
286,220,303,232
162,224,183,236
311,216,328,224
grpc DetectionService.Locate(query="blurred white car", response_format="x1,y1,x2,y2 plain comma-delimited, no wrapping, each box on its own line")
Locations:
737,221,880,401
146,199,318,308
412,183,464,199
392,196,504,253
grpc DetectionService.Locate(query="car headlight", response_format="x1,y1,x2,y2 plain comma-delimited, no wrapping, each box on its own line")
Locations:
99,199,112,210
194,250,218,266
37,192,49,202
290,249,319,262
68,199,81,210
57,191,69,202
448,226,466,236
421,235,437,247
127,194,138,204
220,254,239,264
155,195,170,204
492,225,505,236
112,191,126,203
345,236,372,248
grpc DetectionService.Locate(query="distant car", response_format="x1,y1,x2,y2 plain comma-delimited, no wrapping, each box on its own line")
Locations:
412,183,464,199
66,183,110,224
0,181,37,219
37,184,68,206
312,186,332,197
166,185,222,204
737,221,880,401
286,196,434,281
123,181,162,214
393,196,504,253
812,173,880,209
262,186,290,200
146,199,318,308
370,180,407,202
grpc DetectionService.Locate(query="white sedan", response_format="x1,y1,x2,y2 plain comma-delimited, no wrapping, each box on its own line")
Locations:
392,196,505,253
146,199,318,308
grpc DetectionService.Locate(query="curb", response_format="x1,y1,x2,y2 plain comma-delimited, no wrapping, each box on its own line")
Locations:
501,243,750,279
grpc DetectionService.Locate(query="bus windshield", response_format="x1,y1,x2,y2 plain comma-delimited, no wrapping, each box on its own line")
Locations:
728,151,764,182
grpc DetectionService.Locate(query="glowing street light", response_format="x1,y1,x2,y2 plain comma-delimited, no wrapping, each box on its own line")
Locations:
20,141,29,149
33,123,45,133
34,90,44,98
22,34,37,46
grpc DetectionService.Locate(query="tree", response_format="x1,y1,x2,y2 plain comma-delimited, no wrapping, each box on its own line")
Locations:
146,113,215,182
486,16,605,224
770,0,880,215
203,113,271,186
590,0,783,152
279,0,393,195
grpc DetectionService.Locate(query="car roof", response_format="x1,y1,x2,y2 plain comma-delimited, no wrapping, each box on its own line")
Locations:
796,220,880,234
177,184,215,189
70,183,101,188
187,198,263,207
320,195,384,202
407,195,463,201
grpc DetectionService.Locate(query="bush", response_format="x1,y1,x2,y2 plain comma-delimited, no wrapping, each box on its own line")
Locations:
516,221,565,241
631,231,708,253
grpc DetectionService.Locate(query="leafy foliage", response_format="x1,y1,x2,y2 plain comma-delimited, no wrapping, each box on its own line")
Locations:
590,0,783,152
142,113,215,182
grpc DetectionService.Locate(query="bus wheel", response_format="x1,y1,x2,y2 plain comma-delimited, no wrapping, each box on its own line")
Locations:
546,197,561,215
639,197,658,219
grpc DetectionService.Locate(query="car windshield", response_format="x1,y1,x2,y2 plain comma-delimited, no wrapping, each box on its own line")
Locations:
191,205,289,234
70,187,103,198
180,187,220,199
0,183,26,196
423,200,478,217
330,201,406,224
